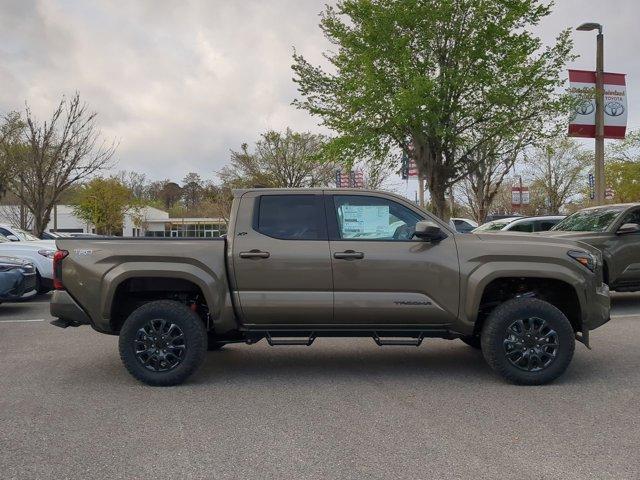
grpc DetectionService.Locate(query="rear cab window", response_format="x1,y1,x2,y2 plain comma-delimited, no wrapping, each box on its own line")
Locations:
253,194,326,240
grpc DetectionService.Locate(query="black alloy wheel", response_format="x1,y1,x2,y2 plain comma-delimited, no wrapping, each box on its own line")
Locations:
134,319,186,372
503,317,559,372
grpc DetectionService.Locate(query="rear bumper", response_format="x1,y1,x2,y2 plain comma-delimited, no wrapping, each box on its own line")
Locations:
50,290,92,326
583,282,611,331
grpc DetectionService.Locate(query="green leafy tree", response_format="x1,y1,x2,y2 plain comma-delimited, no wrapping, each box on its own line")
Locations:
605,161,640,203
71,177,138,236
292,0,573,219
219,128,334,188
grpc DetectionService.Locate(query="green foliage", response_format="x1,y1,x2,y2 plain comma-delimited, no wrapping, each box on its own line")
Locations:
71,177,138,235
603,129,640,203
605,160,640,203
219,128,333,188
293,0,574,218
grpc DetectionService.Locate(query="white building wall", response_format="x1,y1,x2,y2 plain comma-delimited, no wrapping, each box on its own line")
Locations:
0,205,170,235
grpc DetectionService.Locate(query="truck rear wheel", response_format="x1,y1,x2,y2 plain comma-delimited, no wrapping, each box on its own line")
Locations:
481,298,575,385
118,300,207,386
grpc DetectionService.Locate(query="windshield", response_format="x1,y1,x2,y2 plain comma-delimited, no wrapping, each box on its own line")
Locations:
551,206,625,232
0,234,8,243
474,219,517,232
12,228,40,241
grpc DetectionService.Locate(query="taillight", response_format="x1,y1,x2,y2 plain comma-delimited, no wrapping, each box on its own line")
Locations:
53,250,69,290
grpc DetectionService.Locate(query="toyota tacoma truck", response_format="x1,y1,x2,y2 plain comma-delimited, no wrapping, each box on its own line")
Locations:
50,188,610,386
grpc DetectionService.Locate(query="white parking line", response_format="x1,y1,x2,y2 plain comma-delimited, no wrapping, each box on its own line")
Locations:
611,313,640,319
0,318,46,323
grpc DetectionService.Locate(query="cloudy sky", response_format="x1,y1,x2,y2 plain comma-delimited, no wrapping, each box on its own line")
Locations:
1,0,639,184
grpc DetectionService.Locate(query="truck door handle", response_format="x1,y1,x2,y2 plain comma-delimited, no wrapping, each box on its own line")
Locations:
333,250,364,260
239,250,270,259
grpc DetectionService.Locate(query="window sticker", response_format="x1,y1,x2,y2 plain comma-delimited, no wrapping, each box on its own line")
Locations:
340,205,391,237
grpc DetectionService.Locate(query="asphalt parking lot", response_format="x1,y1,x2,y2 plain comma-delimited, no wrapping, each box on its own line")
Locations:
1,294,640,479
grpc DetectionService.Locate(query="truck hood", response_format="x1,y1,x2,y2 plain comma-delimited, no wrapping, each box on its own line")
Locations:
533,230,600,240
472,232,601,256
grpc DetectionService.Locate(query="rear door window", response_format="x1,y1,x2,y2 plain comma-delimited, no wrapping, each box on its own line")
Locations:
509,221,534,232
254,195,326,240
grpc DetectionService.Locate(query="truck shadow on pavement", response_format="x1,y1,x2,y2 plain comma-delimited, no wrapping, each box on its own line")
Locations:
186,340,603,387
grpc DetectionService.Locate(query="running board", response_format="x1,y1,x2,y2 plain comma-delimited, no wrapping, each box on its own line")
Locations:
265,332,316,346
373,333,424,346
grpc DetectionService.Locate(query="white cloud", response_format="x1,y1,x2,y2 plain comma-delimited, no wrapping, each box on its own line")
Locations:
1,0,639,183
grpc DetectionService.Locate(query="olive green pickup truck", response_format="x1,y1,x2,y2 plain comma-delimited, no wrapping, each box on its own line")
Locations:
50,188,610,386
543,203,640,292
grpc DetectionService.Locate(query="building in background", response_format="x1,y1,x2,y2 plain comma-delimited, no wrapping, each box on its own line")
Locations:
0,205,227,238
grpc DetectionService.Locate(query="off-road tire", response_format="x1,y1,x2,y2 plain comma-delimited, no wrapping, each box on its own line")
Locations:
460,335,482,349
481,298,575,385
119,300,207,386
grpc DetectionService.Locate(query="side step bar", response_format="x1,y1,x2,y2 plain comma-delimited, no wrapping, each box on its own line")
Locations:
258,331,425,347
373,332,424,347
265,332,316,346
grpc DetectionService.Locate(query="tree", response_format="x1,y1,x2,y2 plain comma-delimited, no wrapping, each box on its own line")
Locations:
157,180,182,210
218,128,334,189
71,177,137,235
603,129,640,203
182,172,204,211
0,93,116,236
0,112,26,197
292,0,573,219
524,137,589,214
117,170,148,201
458,137,524,223
605,160,640,203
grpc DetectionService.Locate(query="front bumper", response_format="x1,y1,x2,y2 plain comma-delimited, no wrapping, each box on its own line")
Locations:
0,271,36,300
583,282,611,331
50,290,91,327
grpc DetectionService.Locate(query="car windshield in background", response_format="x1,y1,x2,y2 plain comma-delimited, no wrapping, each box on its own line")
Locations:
13,228,40,241
551,206,625,232
474,219,515,232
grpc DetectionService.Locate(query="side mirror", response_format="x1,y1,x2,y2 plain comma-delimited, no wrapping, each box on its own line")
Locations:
413,220,446,242
6,234,19,241
617,223,640,235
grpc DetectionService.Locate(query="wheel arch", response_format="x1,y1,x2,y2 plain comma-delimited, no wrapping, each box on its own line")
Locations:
464,263,587,334
101,262,236,334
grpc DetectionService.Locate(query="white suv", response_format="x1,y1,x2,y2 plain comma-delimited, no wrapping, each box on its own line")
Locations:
0,234,56,293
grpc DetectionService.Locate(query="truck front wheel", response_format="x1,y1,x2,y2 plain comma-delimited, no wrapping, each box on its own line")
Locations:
481,298,575,385
118,300,207,386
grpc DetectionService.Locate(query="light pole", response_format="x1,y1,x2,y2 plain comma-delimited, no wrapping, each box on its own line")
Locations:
577,22,605,204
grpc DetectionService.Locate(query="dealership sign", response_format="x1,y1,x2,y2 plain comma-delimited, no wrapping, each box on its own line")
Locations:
568,69,627,139
511,186,530,207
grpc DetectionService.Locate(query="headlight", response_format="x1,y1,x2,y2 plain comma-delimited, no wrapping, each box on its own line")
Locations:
567,250,597,272
38,249,56,259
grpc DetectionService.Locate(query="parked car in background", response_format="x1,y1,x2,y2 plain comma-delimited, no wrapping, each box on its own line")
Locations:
473,216,564,234
0,256,37,302
40,231,69,240
0,234,56,293
0,224,44,242
485,214,524,223
542,204,640,292
449,217,478,233
500,216,565,233
472,217,522,232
